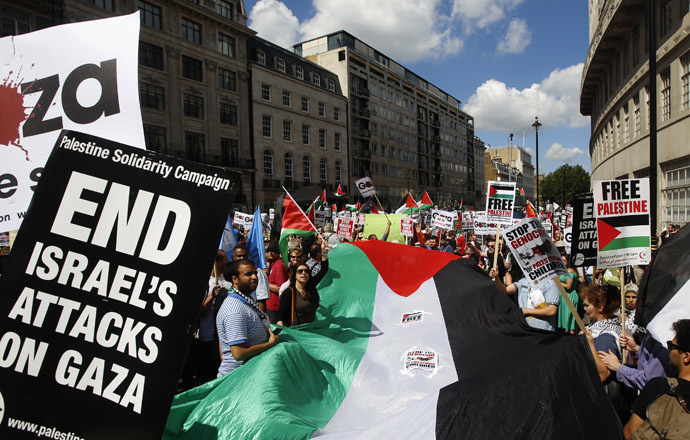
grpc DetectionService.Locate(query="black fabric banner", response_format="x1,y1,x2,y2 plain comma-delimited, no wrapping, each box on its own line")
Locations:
0,131,239,439
570,193,597,267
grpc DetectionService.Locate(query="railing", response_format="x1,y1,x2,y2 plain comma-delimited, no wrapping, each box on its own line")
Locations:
263,178,281,189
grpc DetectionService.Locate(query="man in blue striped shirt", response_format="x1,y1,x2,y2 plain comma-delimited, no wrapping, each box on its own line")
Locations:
216,259,279,377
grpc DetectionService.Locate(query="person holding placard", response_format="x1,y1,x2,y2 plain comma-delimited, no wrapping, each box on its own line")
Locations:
489,266,560,332
557,254,580,334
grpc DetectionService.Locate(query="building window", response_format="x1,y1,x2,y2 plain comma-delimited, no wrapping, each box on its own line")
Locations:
85,0,114,11
313,73,321,86
296,65,304,80
328,78,336,92
661,70,671,121
139,41,163,70
218,68,236,91
302,124,310,145
319,129,326,149
263,150,273,176
181,18,201,44
282,90,291,107
220,137,238,166
624,105,630,143
277,58,286,73
634,96,641,137
335,160,342,183
262,115,273,138
660,0,672,38
662,160,690,226
185,131,205,162
334,132,341,152
139,1,161,29
261,83,271,101
1,6,31,36
320,158,327,184
217,0,233,19
301,96,309,112
334,107,340,121
143,124,166,152
219,102,237,125
183,94,204,118
303,156,311,184
318,102,326,117
283,120,293,142
257,49,266,65
181,55,203,81
683,55,690,111
140,83,165,110
284,153,293,183
218,33,235,57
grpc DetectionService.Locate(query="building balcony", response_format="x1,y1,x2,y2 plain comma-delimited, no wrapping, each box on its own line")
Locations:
263,178,281,189
430,118,440,127
210,155,255,169
352,127,370,138
430,149,441,157
284,179,300,190
431,135,441,143
351,107,371,117
351,87,370,97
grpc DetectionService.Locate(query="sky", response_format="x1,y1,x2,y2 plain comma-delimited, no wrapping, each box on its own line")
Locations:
243,0,592,176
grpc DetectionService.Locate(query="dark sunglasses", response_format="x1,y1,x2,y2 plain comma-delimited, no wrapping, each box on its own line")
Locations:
667,340,685,352
290,255,302,259
296,268,310,274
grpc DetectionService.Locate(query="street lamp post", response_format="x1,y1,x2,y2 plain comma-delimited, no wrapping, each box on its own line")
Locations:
531,117,542,210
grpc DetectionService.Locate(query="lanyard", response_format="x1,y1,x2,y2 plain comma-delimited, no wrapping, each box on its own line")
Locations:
221,281,270,330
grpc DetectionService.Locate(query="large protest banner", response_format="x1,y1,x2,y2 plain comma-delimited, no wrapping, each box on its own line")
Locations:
503,218,568,285
0,131,239,439
485,181,516,225
570,193,597,267
593,178,651,268
0,13,144,234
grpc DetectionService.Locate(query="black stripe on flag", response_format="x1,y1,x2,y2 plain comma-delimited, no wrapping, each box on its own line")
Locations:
599,214,649,228
432,260,621,439
490,184,514,192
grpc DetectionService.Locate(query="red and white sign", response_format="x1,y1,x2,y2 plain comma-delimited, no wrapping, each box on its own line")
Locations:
337,217,355,239
0,13,145,233
400,217,414,237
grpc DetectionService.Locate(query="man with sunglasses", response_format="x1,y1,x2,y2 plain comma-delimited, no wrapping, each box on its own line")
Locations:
624,319,690,439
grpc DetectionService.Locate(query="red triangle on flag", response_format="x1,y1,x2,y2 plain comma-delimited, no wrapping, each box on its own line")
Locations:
488,186,497,197
282,194,317,233
372,205,379,214
421,191,433,206
405,193,418,208
596,218,621,251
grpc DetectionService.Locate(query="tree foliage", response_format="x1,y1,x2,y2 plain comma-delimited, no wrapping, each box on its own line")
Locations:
539,164,590,207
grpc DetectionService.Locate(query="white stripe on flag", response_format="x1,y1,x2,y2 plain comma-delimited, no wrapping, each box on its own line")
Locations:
614,225,650,238
647,279,690,345
315,277,457,437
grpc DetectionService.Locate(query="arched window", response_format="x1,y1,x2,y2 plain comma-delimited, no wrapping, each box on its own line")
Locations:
335,160,342,184
320,158,327,184
303,155,311,184
263,149,273,176
284,153,293,183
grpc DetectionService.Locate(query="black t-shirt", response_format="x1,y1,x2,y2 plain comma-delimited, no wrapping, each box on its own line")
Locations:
632,376,690,419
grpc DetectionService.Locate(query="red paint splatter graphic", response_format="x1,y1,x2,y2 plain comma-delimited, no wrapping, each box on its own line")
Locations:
1,67,33,161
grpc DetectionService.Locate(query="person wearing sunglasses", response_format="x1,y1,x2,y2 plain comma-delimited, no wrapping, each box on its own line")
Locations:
276,262,322,328
623,319,690,439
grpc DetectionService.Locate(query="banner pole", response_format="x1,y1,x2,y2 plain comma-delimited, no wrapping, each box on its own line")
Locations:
620,269,627,363
491,225,501,281
553,276,587,333
373,193,390,221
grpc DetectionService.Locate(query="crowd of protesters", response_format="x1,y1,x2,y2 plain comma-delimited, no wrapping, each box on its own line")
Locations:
177,207,689,440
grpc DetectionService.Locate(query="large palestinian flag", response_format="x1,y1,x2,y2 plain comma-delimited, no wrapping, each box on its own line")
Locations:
164,242,620,439
636,224,690,345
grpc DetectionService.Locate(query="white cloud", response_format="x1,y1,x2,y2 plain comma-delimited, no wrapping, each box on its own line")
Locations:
451,0,525,31
497,18,531,54
544,142,585,162
248,0,301,49
463,63,590,132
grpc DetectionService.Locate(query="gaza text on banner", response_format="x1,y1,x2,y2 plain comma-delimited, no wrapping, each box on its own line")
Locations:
431,209,454,230
503,218,568,286
592,178,651,268
485,181,516,226
0,131,239,440
570,193,597,267
0,13,144,234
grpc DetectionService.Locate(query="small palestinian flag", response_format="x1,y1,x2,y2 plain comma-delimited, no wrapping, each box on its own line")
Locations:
518,188,525,196
279,191,317,263
345,204,358,212
334,184,346,197
332,203,337,211
315,189,328,209
166,242,621,439
395,193,420,214
637,224,690,345
419,191,434,210
488,183,515,199
596,216,650,251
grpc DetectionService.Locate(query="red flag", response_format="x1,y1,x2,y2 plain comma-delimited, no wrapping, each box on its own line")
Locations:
332,203,337,211
525,200,538,218
307,202,315,223
334,184,346,197
405,193,419,208
372,205,379,214
356,201,362,210
519,188,525,196
421,191,433,206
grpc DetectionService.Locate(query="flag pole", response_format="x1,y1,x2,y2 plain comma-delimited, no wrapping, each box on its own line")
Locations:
282,187,324,241
491,225,501,281
373,193,390,221
620,269,627,363
553,276,587,333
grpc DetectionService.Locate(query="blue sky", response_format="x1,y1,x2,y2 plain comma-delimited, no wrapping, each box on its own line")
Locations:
244,0,592,176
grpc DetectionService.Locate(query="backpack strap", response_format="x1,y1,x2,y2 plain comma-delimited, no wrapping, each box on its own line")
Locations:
666,378,690,414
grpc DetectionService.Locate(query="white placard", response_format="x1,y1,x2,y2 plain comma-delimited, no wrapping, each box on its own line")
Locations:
431,209,454,230
355,176,377,197
485,181,516,226
400,217,413,237
233,212,253,228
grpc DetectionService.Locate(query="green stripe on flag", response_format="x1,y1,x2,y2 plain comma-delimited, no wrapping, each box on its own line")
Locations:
491,194,514,199
279,228,316,263
164,244,380,439
601,236,650,251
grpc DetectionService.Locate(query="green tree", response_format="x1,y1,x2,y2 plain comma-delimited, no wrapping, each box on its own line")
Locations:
540,164,590,207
